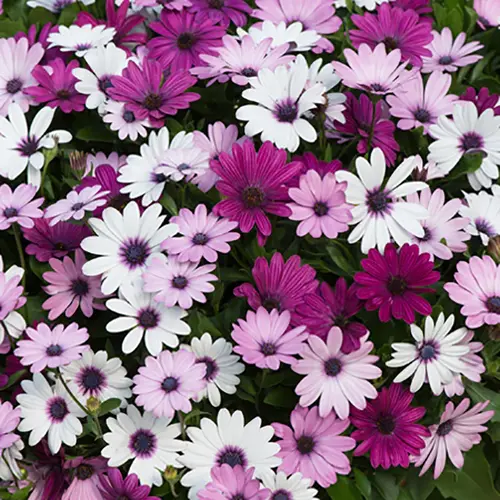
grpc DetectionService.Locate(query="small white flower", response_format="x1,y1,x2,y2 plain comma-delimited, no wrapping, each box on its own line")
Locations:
261,471,318,500
0,440,24,481
103,100,150,141
386,313,470,395
459,190,500,245
26,0,75,12
48,24,116,57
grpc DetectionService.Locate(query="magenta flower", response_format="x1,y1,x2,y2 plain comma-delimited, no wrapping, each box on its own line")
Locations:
293,327,381,418
294,279,367,353
327,92,400,166
161,204,240,263
350,384,430,469
0,183,43,230
444,255,500,329
350,4,433,66
22,218,91,262
460,87,500,116
212,141,301,245
0,401,21,451
108,59,200,128
148,10,225,72
133,349,206,418
63,457,108,500
14,23,63,64
24,58,86,113
189,0,252,27
354,243,440,324
143,256,217,309
288,152,342,188
234,252,318,320
0,272,25,322
272,405,355,488
14,322,89,373
288,170,352,239
42,249,106,320
99,469,160,500
231,307,307,370
393,0,433,15
199,465,270,500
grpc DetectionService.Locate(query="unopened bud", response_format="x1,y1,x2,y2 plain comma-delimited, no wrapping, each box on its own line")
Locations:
488,235,500,262
86,396,100,414
488,324,500,341
163,465,178,481
69,151,88,173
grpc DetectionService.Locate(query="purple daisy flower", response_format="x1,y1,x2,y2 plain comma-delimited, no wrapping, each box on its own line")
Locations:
460,87,500,116
99,468,160,500
189,0,252,27
108,59,199,128
15,23,64,64
288,152,343,188
393,0,433,15
0,183,44,230
148,10,225,72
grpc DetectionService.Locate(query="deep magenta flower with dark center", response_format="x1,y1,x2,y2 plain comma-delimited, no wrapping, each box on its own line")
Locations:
460,87,500,116
350,383,430,469
212,141,302,245
294,278,367,353
189,0,252,27
354,243,440,324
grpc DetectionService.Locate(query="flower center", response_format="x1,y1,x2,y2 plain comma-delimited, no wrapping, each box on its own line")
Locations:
6,78,22,94
486,296,500,314
72,202,85,211
161,376,179,393
172,276,188,289
370,83,386,92
387,276,407,296
414,108,431,123
55,242,68,251
242,186,265,208
48,398,68,422
376,415,396,435
419,226,432,242
275,100,298,123
122,240,149,267
75,43,92,51
478,16,491,27
18,136,40,157
71,278,89,297
177,32,197,49
260,342,277,356
197,357,219,381
296,435,315,455
475,218,494,236
208,0,224,7
193,233,209,245
272,492,291,500
154,172,167,183
313,202,328,216
382,36,399,50
130,429,157,457
324,357,342,377
143,93,163,110
262,296,281,311
138,308,160,328
80,367,105,393
98,77,113,93
436,420,453,436
438,55,453,65
241,67,257,77
460,132,484,152
3,207,18,218
75,464,94,480
46,344,63,356
217,446,247,467
56,89,71,99
366,188,391,214
123,110,136,123
419,342,437,361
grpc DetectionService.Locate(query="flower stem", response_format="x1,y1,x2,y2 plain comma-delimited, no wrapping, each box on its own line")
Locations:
12,225,26,289
177,411,186,440
366,94,382,153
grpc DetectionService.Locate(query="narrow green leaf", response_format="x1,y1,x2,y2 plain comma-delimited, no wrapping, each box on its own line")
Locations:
99,398,121,416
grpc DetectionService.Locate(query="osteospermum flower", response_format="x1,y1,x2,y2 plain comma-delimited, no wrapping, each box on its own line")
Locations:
288,170,353,238
179,409,281,499
161,204,240,263
0,401,21,452
98,469,159,500
236,61,326,152
102,405,185,487
336,148,428,253
133,349,206,418
293,327,381,418
413,399,494,479
47,24,116,57
422,28,483,73
460,87,500,116
231,308,308,370
27,0,75,12
62,457,108,500
42,249,106,320
350,3,433,66
190,0,252,27
272,405,355,488
261,471,318,500
0,183,43,230
460,190,500,245
155,145,209,182
474,0,500,29
103,100,150,141
355,243,440,324
0,271,25,323
444,255,500,328
288,152,342,188
14,322,89,373
17,373,85,454
350,384,430,469
212,141,301,244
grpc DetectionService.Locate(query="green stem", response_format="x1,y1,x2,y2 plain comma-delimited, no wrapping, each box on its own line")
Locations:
12,225,26,289
177,411,186,440
58,371,91,416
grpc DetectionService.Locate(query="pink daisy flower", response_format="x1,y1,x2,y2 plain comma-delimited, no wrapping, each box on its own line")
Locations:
272,405,355,488
0,183,43,230
62,457,108,500
414,399,494,479
161,204,240,263
287,170,352,239
86,151,127,176
102,100,150,142
14,322,89,373
474,0,500,30
98,468,160,500
331,43,416,95
0,401,21,451
189,0,252,27
421,28,483,73
42,249,107,321
143,256,217,309
231,307,308,370
288,152,343,188
133,349,206,418
387,71,458,134
293,327,382,419
0,271,25,322
444,255,500,328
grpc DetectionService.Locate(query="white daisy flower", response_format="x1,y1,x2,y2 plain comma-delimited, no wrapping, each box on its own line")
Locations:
182,333,245,407
179,408,281,499
60,349,132,408
73,43,128,111
386,313,470,396
102,405,185,487
261,471,318,500
0,104,72,188
236,62,325,153
26,0,75,13
428,102,500,190
48,24,116,58
16,373,85,454
102,100,150,141
81,201,178,295
336,148,428,253
459,190,500,245
0,440,24,481
118,128,194,206
106,281,191,355
0,256,26,343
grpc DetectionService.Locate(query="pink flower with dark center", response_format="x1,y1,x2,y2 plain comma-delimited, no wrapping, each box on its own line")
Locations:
189,0,252,27
0,401,21,451
0,271,25,322
62,457,108,500
0,183,43,230
474,0,500,30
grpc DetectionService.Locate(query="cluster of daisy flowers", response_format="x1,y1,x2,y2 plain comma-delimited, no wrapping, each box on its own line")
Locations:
0,0,499,498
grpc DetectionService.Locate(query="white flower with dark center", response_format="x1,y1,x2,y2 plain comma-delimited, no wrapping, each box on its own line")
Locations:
106,281,191,355
386,313,470,395
336,148,428,253
179,409,281,499
60,350,132,408
48,24,116,58
0,104,72,188
182,333,245,407
73,43,128,111
236,62,325,152
16,373,85,454
261,471,318,500
429,102,500,190
102,405,185,487
81,202,178,295
459,190,500,245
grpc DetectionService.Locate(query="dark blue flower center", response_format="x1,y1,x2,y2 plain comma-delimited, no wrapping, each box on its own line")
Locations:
122,241,149,267
161,376,179,393
6,78,22,94
296,435,315,455
172,276,188,289
138,309,159,328
313,202,329,216
98,77,113,93
49,398,68,421
123,110,136,123
3,207,18,218
486,296,500,314
261,342,277,356
275,100,298,123
366,189,391,214
17,136,40,157
460,132,484,152
72,202,85,211
192,233,209,245
130,429,157,457
46,344,63,356
414,108,431,123
475,218,494,236
71,278,89,297
217,446,247,467
438,55,453,65
80,367,105,392
272,492,292,500
436,420,453,436
197,357,218,381
324,358,342,376
419,343,437,361
241,67,257,77
370,83,386,92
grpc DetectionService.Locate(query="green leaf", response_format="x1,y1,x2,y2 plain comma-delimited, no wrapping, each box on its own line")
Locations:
238,376,256,396
98,398,121,416
28,7,56,25
25,294,46,324
159,193,178,216
327,476,363,500
448,152,484,180
57,3,80,26
464,380,500,422
0,19,25,37
29,255,50,281
76,126,117,143
354,468,372,499
10,486,32,500
0,369,26,390
263,387,296,408
372,472,399,500
260,372,285,389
